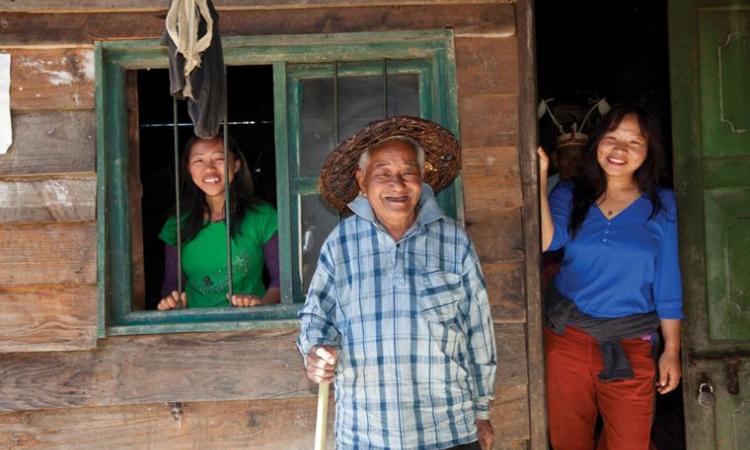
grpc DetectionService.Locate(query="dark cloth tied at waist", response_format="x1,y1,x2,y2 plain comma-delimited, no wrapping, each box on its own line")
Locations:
545,283,660,382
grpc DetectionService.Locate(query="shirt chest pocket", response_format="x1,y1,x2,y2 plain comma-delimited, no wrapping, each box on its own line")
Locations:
418,270,464,329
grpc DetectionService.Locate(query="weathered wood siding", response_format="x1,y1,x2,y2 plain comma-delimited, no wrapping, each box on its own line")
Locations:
8,48,95,110
0,0,515,12
455,31,531,443
0,42,98,352
0,1,532,448
0,398,327,450
0,5,515,45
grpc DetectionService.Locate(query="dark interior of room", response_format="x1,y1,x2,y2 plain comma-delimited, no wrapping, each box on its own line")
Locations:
535,1,685,448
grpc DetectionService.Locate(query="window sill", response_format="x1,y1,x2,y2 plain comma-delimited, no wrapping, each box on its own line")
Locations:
107,303,302,336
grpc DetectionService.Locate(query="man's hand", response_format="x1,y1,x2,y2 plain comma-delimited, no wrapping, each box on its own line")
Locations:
305,345,337,384
157,290,187,310
476,419,494,450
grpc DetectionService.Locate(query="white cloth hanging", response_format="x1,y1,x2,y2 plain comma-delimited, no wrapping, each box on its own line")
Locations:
165,0,214,99
0,54,11,155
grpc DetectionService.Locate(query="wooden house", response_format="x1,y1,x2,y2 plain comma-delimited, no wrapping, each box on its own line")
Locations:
0,0,748,449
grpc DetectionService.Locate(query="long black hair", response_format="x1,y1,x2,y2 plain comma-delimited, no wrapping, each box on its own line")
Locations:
569,104,665,236
178,134,260,243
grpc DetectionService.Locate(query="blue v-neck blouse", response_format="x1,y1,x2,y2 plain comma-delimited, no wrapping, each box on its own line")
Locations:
547,181,683,320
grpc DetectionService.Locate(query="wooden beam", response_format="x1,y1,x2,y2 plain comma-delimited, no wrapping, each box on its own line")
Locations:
515,0,547,448
0,397,327,450
493,440,530,450
465,207,524,263
491,386,530,440
0,4,515,45
0,328,315,412
0,111,96,176
0,284,97,353
459,93,518,148
455,36,519,97
0,323,530,415
0,221,96,286
461,145,523,212
484,262,526,323
0,0,515,13
0,174,96,224
126,71,145,311
1,48,95,110
494,323,528,386
490,323,530,439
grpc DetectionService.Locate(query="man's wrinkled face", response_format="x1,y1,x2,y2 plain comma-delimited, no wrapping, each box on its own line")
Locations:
355,139,423,230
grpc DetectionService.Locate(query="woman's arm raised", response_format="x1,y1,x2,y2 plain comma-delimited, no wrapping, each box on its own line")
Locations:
538,147,555,251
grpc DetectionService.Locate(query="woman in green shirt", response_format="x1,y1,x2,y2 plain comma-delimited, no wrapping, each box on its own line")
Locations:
157,135,280,309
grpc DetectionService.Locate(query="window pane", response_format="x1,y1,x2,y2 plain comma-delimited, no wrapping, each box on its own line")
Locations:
299,72,419,177
300,194,339,294
386,73,420,118
299,78,336,179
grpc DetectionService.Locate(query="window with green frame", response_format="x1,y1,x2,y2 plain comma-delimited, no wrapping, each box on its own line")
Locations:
96,30,462,336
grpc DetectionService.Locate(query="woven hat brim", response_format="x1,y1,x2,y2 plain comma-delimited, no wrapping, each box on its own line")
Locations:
318,116,461,212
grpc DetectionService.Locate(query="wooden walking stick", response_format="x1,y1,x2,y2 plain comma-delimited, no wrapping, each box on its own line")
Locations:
314,381,330,450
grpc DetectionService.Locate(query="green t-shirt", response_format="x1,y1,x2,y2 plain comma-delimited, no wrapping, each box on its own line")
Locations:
159,203,278,308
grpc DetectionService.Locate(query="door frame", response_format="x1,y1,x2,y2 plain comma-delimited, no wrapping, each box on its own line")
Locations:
668,2,714,446
517,0,548,449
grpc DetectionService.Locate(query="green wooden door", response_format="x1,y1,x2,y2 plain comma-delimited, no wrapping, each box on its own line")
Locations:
669,2,750,449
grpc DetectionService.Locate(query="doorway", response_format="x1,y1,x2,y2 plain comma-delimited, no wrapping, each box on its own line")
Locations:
534,1,685,448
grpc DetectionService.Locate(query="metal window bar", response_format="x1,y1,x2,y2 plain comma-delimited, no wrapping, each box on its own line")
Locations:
223,117,233,300
172,96,183,295
141,120,272,128
171,81,234,306
333,62,342,225
333,61,340,144
383,58,389,118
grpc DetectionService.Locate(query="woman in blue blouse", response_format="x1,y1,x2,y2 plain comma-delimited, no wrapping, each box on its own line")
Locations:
538,104,682,450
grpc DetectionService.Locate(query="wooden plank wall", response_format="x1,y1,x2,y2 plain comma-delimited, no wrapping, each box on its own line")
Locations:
455,25,532,448
0,43,98,352
0,2,532,449
0,398,327,450
0,0,515,12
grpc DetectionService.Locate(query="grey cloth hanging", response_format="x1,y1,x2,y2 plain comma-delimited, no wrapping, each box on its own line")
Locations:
161,0,226,138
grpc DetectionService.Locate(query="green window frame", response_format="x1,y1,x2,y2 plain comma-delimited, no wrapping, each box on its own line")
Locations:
96,30,461,336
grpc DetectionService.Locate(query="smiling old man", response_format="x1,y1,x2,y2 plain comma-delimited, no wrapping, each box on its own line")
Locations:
298,116,497,450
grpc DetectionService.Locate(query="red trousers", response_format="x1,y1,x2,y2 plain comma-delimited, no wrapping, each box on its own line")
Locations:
545,326,656,450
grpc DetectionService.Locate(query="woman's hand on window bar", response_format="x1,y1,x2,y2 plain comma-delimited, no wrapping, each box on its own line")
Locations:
230,294,264,307
157,290,187,310
230,288,281,307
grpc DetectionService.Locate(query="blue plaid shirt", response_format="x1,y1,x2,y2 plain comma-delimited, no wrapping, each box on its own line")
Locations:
298,185,497,450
